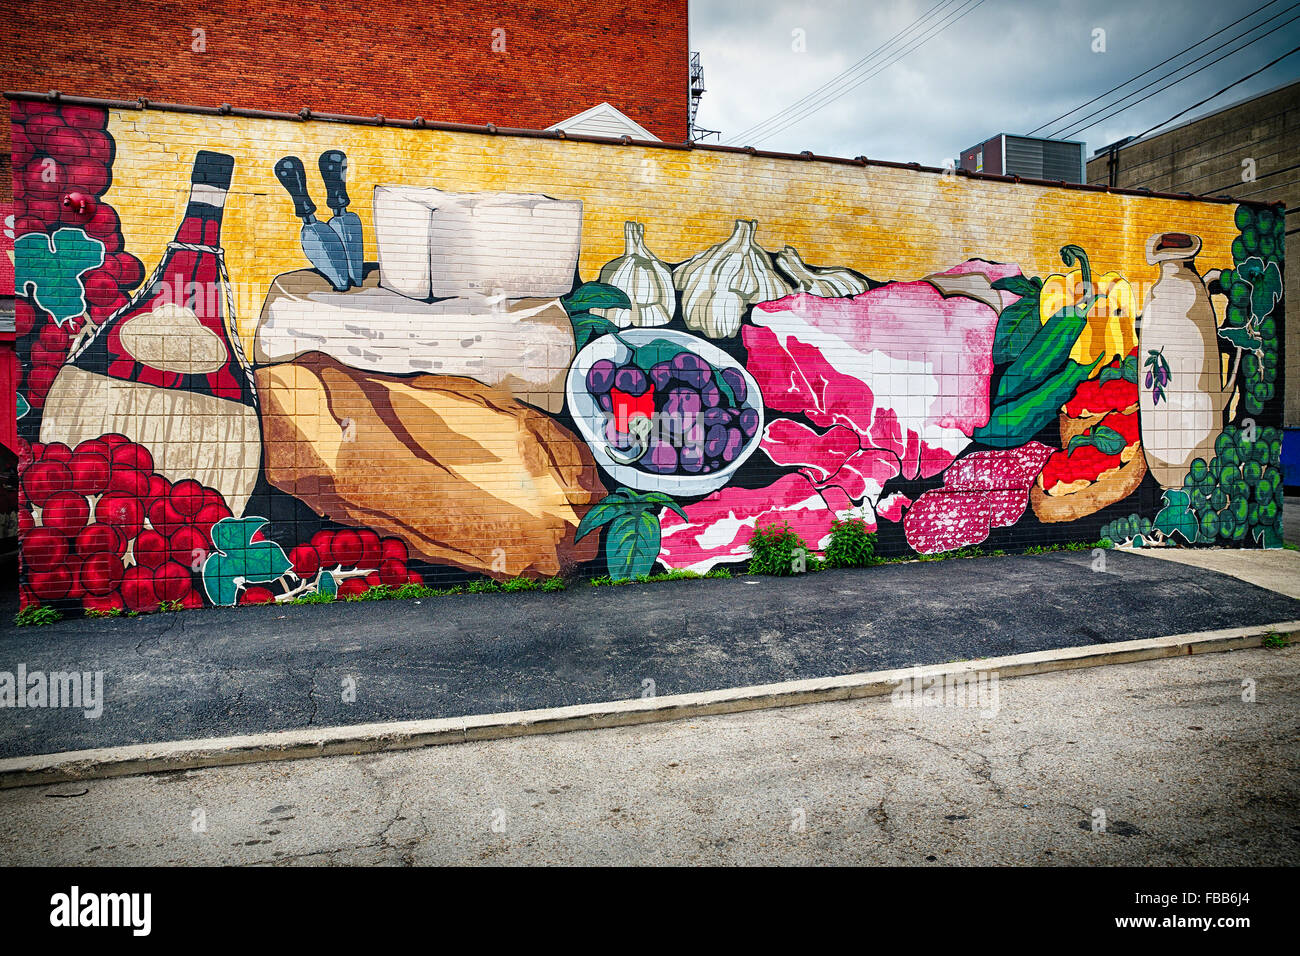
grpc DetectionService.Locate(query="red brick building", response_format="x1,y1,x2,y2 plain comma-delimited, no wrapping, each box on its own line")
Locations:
0,0,690,453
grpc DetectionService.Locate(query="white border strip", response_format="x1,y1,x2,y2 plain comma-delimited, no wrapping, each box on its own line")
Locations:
2,621,1296,789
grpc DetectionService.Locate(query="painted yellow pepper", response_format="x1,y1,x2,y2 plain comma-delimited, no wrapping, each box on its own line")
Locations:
1039,268,1137,372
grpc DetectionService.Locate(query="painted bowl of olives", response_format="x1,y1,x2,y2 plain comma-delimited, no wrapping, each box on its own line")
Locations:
565,328,764,496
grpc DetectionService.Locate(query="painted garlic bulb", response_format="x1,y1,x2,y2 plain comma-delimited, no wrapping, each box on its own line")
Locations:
774,245,871,297
673,219,792,338
595,221,675,328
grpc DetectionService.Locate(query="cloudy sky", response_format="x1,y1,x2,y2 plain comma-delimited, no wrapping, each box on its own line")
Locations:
688,0,1300,165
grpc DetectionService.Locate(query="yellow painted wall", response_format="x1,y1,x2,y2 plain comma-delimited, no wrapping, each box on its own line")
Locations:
103,109,1241,357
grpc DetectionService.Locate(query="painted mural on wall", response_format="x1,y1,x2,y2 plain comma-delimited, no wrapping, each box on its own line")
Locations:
9,100,1286,615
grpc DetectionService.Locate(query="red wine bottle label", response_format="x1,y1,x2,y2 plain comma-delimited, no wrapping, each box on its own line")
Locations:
67,151,255,405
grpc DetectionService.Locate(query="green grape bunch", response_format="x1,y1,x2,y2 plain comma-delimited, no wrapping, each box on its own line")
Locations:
1221,204,1284,417
1178,424,1285,547
1099,513,1154,548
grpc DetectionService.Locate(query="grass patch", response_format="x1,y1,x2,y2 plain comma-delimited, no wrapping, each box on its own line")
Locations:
1262,633,1290,649
466,578,502,594
15,605,63,626
501,576,539,592
541,576,567,592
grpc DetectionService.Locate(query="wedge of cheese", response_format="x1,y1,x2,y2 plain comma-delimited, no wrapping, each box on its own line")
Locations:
253,269,575,413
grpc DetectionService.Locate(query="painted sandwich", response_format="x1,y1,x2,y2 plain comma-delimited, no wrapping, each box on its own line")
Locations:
1030,349,1146,522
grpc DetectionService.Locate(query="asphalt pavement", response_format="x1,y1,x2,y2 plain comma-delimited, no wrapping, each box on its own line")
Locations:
2,549,1298,758
2,644,1294,865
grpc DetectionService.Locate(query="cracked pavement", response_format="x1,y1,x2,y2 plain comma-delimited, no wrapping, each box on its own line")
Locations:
2,549,1299,758
1,645,1296,865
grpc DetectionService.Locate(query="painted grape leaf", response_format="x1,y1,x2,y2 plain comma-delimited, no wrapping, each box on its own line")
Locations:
1152,489,1198,545
1236,257,1282,321
13,227,105,323
1217,325,1262,351
569,311,618,350
562,282,631,314
16,393,29,420
605,509,660,581
316,570,339,598
202,516,294,606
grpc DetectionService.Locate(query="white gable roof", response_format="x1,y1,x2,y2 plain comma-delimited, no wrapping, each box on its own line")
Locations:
546,102,660,141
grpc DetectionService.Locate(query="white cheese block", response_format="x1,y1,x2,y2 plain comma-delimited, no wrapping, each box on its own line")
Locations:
253,269,576,413
373,184,583,300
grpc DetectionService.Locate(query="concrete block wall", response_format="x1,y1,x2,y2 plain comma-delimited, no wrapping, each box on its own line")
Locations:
9,98,1286,615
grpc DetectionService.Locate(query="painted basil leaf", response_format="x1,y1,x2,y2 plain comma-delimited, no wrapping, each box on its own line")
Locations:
1067,423,1126,456
563,281,631,314
569,311,619,350
604,509,661,581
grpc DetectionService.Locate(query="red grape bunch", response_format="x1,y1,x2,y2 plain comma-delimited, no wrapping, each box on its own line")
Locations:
20,434,234,614
271,529,423,604
13,101,144,410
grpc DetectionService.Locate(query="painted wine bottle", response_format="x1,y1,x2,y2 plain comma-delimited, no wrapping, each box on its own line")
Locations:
40,150,263,517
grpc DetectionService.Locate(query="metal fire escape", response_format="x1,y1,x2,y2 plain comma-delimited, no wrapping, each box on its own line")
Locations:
689,52,720,143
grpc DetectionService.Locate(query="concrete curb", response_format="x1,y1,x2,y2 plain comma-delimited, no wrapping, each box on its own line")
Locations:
2,620,1296,789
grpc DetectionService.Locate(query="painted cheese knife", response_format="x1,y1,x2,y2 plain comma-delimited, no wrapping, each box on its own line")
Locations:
319,149,364,286
273,155,351,291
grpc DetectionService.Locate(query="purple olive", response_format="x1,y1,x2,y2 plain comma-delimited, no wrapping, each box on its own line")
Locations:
613,364,649,397
738,408,760,439
703,407,731,429
721,426,745,462
586,359,617,395
699,379,722,409
649,361,674,391
721,368,747,405
642,439,678,474
679,443,704,474
705,423,729,458
670,351,711,389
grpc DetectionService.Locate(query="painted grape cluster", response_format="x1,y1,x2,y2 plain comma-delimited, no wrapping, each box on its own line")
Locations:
12,101,144,411
1221,204,1283,417
1182,424,1285,546
20,435,232,613
278,528,423,604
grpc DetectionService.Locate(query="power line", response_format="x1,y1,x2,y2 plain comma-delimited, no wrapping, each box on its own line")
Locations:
1201,160,1300,197
1124,44,1300,143
726,0,958,145
1027,0,1283,136
1053,7,1300,139
1235,177,1298,199
749,0,989,148
1106,129,1291,191
1086,104,1295,182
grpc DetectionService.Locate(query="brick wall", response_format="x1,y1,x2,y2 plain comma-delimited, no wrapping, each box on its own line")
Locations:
0,0,689,201
9,98,1286,616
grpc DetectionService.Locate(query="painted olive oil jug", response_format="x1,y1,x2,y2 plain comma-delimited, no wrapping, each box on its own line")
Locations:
1137,232,1235,489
